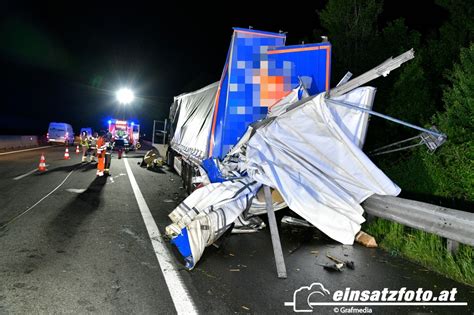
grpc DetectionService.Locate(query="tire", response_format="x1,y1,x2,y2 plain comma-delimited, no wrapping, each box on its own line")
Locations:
166,149,175,169
181,160,188,190
186,163,194,195
135,142,141,149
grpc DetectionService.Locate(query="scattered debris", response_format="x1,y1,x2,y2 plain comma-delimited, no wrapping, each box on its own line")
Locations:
310,250,319,256
326,253,344,264
281,216,312,227
195,268,217,279
345,261,355,270
317,262,344,272
355,231,378,248
65,188,86,194
241,306,250,311
327,253,355,270
231,228,258,234
229,269,240,272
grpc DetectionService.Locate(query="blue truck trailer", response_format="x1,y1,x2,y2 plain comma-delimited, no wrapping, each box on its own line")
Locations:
167,27,332,192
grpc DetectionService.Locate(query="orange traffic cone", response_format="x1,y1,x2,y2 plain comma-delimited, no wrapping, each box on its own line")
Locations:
75,145,80,154
64,147,70,160
38,153,47,172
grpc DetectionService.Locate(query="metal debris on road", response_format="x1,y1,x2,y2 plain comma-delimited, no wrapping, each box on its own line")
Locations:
65,188,86,194
281,216,312,227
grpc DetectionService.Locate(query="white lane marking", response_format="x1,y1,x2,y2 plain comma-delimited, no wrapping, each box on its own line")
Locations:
13,164,50,180
123,157,197,315
0,169,76,229
65,188,86,194
0,145,56,156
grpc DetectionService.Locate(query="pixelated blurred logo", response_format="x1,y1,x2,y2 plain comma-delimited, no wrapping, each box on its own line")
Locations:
284,282,331,312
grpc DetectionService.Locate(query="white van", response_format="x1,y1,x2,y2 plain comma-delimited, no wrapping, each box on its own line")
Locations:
47,122,74,145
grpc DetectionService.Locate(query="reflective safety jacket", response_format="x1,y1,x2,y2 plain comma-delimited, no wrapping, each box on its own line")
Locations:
80,135,89,147
96,136,107,155
88,136,98,149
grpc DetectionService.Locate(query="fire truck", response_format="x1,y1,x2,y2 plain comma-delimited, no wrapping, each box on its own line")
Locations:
107,119,141,152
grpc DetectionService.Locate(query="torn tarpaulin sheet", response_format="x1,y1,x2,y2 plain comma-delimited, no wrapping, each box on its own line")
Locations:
166,177,260,269
267,80,310,118
246,89,401,244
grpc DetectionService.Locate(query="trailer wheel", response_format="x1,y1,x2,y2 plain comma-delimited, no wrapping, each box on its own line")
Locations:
181,160,188,190
186,164,194,195
166,149,175,169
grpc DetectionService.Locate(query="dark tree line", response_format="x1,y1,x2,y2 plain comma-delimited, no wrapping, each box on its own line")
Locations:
317,0,473,202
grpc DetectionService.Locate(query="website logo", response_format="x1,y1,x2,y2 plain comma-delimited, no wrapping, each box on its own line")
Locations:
284,282,468,313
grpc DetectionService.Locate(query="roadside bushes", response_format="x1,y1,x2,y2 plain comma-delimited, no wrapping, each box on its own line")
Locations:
366,44,474,286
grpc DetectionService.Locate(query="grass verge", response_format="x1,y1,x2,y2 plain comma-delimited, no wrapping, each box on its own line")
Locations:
364,218,474,286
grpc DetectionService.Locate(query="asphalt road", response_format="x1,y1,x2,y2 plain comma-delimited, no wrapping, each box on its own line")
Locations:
0,145,472,314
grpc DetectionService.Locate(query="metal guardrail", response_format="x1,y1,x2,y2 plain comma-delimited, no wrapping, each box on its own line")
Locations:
0,135,40,151
363,195,474,247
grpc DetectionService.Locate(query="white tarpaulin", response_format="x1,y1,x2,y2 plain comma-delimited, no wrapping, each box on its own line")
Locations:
245,88,401,244
166,178,260,269
328,87,376,148
171,82,218,160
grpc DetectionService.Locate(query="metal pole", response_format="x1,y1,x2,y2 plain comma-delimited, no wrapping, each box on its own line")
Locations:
370,135,422,154
371,142,424,156
329,49,415,97
163,119,168,145
152,120,156,145
264,185,287,279
326,99,446,139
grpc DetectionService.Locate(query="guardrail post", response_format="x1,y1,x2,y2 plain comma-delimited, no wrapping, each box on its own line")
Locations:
446,239,459,254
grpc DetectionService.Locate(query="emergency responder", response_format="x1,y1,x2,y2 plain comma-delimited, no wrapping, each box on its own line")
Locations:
96,131,107,176
80,131,89,162
115,129,126,159
104,130,113,175
88,132,98,162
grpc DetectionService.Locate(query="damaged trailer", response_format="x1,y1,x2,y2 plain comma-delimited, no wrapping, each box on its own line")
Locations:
165,27,443,271
167,27,331,191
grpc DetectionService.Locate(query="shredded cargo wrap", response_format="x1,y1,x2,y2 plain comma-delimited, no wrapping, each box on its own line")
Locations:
167,87,400,269
166,178,260,269
245,88,400,244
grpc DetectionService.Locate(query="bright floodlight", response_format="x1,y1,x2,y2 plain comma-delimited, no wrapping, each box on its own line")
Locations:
116,88,134,104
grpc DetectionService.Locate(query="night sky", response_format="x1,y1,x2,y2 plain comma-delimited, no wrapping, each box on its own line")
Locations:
0,1,446,137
